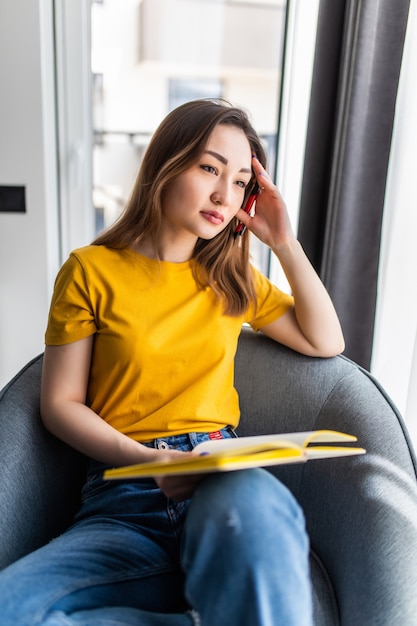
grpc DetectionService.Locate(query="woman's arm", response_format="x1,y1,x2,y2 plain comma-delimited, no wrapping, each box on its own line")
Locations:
237,156,345,358
40,337,199,499
259,240,345,357
41,337,158,465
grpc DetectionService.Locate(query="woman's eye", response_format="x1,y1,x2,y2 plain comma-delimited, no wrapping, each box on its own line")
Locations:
236,180,248,189
201,165,217,175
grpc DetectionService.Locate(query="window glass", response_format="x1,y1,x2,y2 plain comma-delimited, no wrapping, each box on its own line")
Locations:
91,0,287,272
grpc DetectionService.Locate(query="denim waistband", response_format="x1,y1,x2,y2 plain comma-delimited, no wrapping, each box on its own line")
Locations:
141,426,238,452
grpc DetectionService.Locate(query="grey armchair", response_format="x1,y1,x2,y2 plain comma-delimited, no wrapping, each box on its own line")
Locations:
1,327,417,625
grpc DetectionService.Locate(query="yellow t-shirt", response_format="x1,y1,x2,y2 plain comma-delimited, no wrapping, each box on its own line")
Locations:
45,246,293,440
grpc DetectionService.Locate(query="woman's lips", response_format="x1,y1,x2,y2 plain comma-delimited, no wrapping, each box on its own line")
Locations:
200,210,224,225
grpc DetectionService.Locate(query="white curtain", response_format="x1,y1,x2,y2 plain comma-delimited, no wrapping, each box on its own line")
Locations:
372,0,417,444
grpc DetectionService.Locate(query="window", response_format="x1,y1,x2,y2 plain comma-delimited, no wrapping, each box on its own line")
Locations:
168,78,223,112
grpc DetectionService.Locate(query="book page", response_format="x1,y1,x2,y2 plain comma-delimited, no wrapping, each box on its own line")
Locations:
193,430,358,455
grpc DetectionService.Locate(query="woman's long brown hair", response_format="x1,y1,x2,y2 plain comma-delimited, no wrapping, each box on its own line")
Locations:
93,99,267,315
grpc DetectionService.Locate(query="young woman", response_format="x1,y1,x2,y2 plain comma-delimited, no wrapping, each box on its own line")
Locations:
0,99,344,625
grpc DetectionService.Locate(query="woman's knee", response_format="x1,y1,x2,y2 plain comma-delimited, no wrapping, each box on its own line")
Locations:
185,468,306,546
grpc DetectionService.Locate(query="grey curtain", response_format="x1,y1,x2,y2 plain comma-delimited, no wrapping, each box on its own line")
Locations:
297,0,411,369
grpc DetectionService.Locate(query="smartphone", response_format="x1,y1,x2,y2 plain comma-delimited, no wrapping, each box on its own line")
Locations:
234,182,260,239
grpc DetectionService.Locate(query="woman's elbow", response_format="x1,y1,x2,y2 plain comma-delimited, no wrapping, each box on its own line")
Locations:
315,335,345,358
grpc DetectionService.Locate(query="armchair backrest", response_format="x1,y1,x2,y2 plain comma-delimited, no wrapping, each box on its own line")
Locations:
235,328,417,625
0,354,86,569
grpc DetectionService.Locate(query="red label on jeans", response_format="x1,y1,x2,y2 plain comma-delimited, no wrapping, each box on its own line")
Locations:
209,431,223,440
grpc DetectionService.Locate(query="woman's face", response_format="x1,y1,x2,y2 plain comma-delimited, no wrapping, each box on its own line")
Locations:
161,123,253,245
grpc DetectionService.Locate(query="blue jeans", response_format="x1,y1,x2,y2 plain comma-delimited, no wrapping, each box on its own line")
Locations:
0,428,313,625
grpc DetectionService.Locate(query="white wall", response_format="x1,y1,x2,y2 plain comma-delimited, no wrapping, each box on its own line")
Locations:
0,0,60,387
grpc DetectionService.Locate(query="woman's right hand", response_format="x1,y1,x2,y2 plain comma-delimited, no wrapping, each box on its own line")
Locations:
151,448,206,501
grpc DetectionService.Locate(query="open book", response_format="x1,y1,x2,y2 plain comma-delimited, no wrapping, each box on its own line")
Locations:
103,430,365,480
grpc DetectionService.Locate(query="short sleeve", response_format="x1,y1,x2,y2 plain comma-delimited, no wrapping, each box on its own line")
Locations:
247,266,294,331
45,253,97,345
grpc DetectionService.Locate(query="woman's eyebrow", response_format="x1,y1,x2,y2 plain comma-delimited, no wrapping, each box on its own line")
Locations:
204,150,252,174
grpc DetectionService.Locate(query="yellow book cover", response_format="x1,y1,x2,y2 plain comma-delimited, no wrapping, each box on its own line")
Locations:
104,430,365,480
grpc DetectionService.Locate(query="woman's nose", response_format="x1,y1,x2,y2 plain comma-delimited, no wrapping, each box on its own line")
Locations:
210,182,231,206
